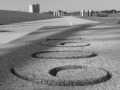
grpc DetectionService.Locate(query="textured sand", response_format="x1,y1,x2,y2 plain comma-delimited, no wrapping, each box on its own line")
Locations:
0,17,119,90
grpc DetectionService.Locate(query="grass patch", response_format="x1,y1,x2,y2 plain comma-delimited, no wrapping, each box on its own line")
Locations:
0,10,59,25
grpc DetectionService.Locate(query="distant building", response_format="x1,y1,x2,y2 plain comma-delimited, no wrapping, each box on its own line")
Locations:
29,5,33,13
52,10,65,16
28,3,40,14
80,9,93,16
87,9,92,16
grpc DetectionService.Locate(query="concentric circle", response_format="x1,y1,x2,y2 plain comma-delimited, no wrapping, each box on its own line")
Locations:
32,51,97,59
11,65,112,86
40,41,90,47
59,41,90,47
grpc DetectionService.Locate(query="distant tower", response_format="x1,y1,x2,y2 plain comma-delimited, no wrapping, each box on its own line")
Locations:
88,9,92,16
29,5,33,13
33,3,40,13
81,9,85,16
28,3,40,14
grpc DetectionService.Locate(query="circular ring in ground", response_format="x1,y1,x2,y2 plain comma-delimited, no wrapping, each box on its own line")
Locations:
46,38,82,41
10,65,112,86
32,51,97,59
59,41,90,47
48,65,112,83
40,41,90,47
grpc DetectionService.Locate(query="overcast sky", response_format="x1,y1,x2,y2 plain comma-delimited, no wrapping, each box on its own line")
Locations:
0,0,120,12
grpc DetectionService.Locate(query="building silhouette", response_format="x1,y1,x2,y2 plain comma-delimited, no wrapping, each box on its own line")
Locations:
29,3,40,14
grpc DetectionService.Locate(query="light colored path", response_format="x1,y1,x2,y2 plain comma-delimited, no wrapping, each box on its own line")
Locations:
0,16,98,44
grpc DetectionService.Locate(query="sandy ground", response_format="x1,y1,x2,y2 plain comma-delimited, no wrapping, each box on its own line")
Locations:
0,16,119,90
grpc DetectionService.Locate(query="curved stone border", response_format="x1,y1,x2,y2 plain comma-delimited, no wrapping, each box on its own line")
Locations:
49,65,84,76
11,65,112,86
31,51,97,59
59,41,90,47
40,41,90,47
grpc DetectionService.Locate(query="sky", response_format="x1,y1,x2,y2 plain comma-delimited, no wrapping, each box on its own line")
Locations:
0,0,120,12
